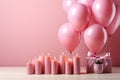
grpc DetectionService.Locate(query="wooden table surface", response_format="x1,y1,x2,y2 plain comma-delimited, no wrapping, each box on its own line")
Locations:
0,67,120,80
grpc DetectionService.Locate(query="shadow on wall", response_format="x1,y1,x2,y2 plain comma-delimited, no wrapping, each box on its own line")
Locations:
111,25,120,67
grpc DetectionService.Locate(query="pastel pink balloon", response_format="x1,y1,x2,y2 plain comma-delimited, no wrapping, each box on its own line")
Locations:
88,17,97,25
92,0,114,27
58,23,80,52
84,24,107,53
77,0,95,8
63,0,77,13
68,3,88,32
109,2,116,26
87,8,97,25
107,6,120,35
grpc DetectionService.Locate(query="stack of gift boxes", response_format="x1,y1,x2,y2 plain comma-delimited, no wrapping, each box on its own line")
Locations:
26,51,112,75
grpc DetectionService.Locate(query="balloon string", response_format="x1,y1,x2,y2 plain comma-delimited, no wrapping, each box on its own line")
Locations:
68,51,73,58
95,53,97,55
79,32,84,55
79,33,81,55
108,36,112,52
104,35,112,53
69,51,72,54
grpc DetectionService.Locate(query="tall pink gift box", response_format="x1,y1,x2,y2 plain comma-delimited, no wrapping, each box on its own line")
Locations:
86,56,112,73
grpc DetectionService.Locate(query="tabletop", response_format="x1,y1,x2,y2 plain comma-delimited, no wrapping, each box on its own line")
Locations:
0,67,120,80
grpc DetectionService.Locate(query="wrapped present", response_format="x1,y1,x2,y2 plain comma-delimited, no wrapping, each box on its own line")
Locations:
103,57,112,73
86,56,96,73
86,51,112,73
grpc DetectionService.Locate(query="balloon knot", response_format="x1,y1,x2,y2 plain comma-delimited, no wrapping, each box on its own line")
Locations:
69,51,72,54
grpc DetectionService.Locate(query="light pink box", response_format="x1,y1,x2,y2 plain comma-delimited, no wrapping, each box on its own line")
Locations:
86,56,112,73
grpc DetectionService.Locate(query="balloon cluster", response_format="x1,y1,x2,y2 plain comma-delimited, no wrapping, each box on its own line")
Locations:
58,0,120,54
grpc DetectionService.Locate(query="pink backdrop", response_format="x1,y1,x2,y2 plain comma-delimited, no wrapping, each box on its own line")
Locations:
0,0,120,67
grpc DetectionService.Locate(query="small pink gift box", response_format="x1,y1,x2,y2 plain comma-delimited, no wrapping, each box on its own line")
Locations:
86,56,112,73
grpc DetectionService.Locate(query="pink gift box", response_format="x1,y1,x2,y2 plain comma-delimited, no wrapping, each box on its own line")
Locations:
86,56,112,73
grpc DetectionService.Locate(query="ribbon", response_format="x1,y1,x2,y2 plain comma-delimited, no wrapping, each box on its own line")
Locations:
100,52,111,69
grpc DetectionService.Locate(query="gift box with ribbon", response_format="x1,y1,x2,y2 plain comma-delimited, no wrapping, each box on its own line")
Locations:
86,51,112,73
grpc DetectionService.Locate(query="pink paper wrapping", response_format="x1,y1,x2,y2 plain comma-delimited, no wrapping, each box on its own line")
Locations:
86,57,96,73
103,57,112,73
86,56,112,73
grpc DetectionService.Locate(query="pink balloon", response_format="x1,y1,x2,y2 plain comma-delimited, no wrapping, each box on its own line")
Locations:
88,17,97,25
84,24,107,53
107,6,120,35
63,0,77,13
68,3,88,32
92,0,115,27
109,2,116,26
77,0,95,8
87,8,97,25
58,23,80,52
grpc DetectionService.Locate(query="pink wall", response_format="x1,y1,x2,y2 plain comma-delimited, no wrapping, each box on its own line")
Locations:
0,0,119,67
